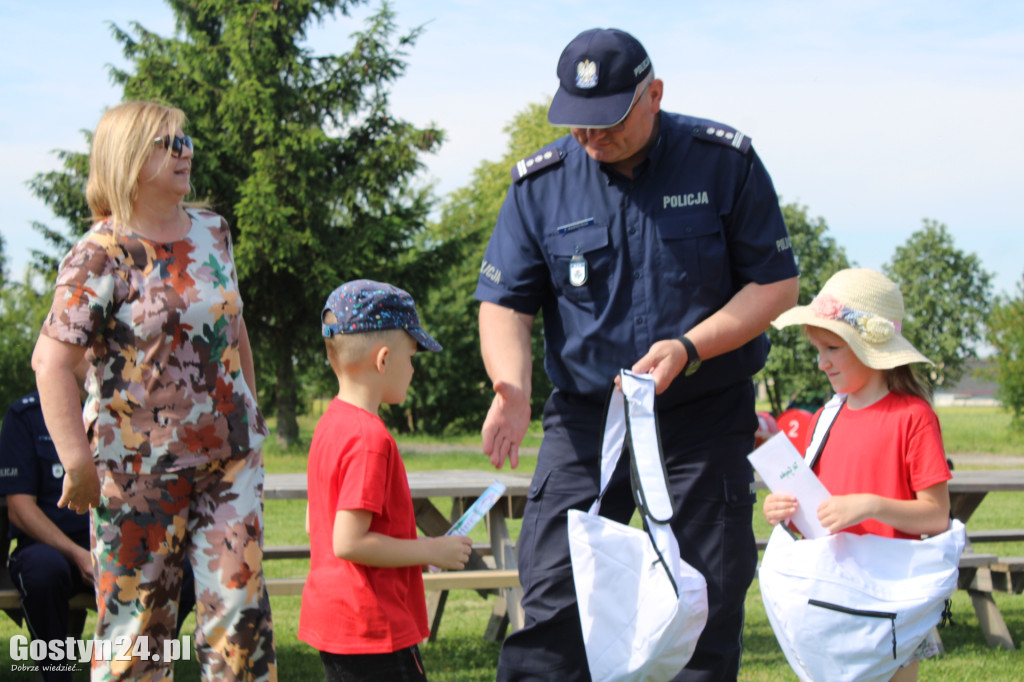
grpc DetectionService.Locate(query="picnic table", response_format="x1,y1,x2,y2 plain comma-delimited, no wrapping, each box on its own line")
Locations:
944,468,1024,649
4,467,1021,648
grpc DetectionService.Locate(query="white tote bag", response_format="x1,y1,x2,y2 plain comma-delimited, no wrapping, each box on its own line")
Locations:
568,370,708,682
758,393,966,682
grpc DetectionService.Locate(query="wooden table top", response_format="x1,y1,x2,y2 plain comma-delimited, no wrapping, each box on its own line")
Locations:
265,469,533,501
946,468,1024,493
265,467,1024,501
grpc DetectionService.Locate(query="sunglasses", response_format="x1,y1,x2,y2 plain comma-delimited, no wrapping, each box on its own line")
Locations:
153,134,193,158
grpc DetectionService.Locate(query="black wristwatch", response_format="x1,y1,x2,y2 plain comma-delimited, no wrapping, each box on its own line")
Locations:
678,335,701,376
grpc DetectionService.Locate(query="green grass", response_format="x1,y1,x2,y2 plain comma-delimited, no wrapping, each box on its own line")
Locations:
2,406,1022,680
935,406,1024,454
754,402,1024,456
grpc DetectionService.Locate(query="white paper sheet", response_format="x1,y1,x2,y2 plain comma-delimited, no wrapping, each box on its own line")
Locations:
748,432,832,539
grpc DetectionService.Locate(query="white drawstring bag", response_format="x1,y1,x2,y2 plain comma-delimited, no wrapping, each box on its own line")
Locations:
758,394,966,682
568,370,708,682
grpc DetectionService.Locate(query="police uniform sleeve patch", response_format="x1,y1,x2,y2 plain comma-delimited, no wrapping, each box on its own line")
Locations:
691,124,751,154
511,147,564,182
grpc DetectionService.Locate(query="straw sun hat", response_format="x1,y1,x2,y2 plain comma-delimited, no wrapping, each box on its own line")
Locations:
771,268,933,370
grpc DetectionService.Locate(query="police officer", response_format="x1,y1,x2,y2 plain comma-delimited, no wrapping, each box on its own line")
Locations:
475,28,799,681
0,391,195,681
1,392,93,656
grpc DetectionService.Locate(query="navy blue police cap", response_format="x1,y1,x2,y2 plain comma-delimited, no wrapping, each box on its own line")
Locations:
548,28,653,129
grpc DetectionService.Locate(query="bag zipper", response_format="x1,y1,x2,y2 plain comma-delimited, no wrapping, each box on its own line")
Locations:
807,599,898,659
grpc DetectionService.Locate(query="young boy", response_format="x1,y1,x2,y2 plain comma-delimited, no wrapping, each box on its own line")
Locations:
299,280,473,682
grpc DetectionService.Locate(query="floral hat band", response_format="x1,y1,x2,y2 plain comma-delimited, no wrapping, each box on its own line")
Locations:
771,268,932,370
809,294,902,345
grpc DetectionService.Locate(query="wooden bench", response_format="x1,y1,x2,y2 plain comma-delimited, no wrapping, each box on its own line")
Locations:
0,544,315,617
0,589,94,612
262,541,520,595
965,529,1024,544
956,552,1018,650
264,569,521,597
264,543,497,562
972,556,1024,595
263,545,312,560
958,551,1000,593
261,543,521,641
1,570,523,610
990,556,1024,594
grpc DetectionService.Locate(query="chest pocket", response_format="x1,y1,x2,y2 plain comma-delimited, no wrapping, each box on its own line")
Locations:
35,433,60,461
656,214,726,286
544,224,611,304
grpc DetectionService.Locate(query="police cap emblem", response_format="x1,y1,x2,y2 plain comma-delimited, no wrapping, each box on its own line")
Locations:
575,60,598,89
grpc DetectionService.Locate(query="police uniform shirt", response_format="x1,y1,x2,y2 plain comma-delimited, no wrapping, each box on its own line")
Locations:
475,111,798,406
0,393,88,542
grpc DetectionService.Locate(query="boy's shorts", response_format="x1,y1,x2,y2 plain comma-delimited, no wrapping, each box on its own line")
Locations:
905,628,944,666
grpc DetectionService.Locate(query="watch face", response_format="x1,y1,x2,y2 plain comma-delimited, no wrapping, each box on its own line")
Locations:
684,359,701,376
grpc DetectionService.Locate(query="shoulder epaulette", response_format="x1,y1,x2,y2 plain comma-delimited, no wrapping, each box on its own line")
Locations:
10,394,40,414
511,147,564,183
691,123,751,154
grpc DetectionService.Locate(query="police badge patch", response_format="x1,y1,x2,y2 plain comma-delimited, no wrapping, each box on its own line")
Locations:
569,254,589,286
576,60,598,89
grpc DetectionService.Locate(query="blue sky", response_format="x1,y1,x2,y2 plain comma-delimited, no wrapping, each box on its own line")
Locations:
2,0,1022,297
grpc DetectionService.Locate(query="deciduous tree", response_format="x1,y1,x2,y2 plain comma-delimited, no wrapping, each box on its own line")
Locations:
0,237,51,410
759,203,850,416
26,1,446,444
410,103,564,434
987,276,1024,429
884,220,993,389
26,146,92,278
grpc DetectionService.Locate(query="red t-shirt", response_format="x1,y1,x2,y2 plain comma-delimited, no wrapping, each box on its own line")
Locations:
298,399,428,654
809,392,951,540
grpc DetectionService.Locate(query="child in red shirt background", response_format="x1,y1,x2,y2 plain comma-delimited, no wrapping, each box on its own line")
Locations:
299,280,472,681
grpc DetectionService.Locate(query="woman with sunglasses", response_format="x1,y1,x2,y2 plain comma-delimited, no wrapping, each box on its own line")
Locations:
31,101,276,680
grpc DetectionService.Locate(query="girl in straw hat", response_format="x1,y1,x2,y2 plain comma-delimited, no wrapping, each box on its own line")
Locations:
762,268,952,680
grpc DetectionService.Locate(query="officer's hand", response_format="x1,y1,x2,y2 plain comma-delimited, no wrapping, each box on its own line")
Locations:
58,463,101,514
631,339,688,394
73,546,95,585
482,381,530,470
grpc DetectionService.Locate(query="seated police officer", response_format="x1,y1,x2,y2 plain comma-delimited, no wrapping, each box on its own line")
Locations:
1,387,195,680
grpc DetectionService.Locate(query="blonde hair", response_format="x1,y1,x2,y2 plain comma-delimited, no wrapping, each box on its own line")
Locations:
886,365,933,403
86,101,204,229
323,311,397,375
